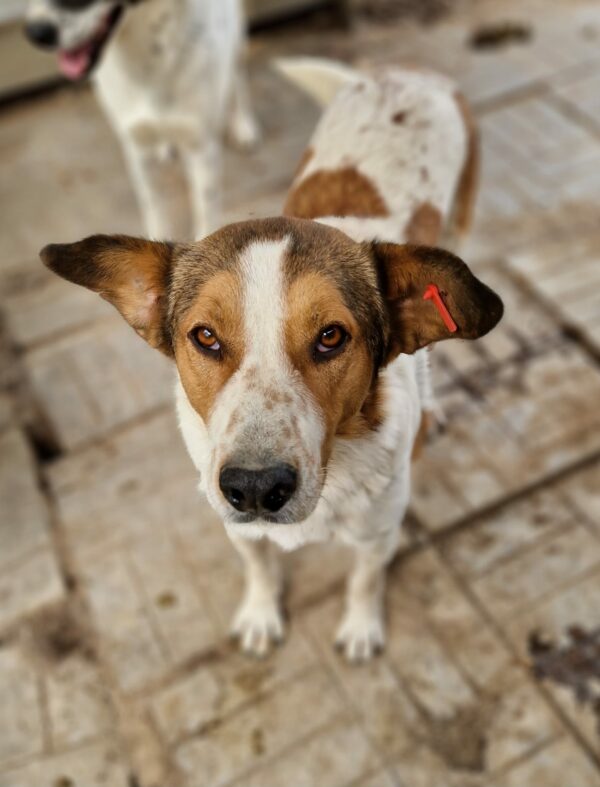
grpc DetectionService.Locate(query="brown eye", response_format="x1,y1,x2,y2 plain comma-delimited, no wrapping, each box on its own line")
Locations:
315,325,348,357
189,326,221,355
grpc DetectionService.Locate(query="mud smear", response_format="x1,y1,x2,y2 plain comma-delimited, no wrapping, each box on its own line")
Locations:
28,602,95,664
423,702,492,772
251,727,266,756
358,0,452,24
530,625,600,732
233,664,274,695
469,21,532,50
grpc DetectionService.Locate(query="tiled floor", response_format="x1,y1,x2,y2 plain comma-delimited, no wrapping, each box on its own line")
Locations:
1,1,600,785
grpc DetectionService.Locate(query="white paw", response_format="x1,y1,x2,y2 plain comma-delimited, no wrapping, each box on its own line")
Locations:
231,596,284,657
228,113,261,152
335,608,385,663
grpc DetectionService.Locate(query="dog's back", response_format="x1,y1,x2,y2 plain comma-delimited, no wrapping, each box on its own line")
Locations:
281,61,477,250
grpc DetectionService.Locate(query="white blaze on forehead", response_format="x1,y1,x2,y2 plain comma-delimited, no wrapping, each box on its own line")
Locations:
177,234,327,529
239,237,290,369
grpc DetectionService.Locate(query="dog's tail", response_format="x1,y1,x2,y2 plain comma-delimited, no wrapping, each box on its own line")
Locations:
273,57,360,108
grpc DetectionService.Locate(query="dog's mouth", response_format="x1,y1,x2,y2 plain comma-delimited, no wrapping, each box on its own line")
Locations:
57,5,123,81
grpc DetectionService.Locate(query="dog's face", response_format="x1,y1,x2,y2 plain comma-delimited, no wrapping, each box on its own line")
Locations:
24,0,127,80
41,217,502,525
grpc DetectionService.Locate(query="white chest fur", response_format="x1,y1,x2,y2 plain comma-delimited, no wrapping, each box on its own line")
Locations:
176,351,424,551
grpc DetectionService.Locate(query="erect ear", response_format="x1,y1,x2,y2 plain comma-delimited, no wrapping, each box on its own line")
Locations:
40,234,175,355
371,243,503,360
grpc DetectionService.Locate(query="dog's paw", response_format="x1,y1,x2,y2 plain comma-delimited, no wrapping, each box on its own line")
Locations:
335,608,385,663
231,596,284,657
228,112,261,152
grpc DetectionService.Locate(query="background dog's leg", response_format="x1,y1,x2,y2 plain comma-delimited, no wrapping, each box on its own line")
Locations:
227,65,261,151
336,527,401,663
121,138,174,239
183,138,221,240
229,535,284,657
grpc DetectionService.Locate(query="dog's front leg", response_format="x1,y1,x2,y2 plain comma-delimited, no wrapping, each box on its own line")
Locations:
121,137,174,239
229,534,284,657
335,528,400,663
183,138,221,240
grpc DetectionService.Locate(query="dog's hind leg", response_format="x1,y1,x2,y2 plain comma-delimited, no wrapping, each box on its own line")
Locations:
227,64,261,151
229,534,285,657
121,137,174,239
183,137,222,240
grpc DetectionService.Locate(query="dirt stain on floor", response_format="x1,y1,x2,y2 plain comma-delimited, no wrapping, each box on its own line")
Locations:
530,625,600,733
469,21,532,50
28,601,95,664
424,701,493,772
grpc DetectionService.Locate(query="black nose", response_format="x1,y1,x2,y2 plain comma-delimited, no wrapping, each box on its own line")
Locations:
219,464,297,515
24,20,59,49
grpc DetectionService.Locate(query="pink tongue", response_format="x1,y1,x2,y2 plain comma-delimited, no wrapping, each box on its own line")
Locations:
58,43,94,80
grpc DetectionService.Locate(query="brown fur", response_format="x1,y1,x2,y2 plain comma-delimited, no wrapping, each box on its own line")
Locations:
372,243,504,359
449,92,480,239
41,235,174,354
174,269,244,422
283,167,389,221
404,202,443,245
284,271,377,458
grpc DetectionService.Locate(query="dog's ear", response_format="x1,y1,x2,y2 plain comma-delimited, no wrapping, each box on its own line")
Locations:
370,243,503,361
41,235,175,355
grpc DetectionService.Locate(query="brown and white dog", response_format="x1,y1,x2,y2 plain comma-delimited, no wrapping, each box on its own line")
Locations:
40,59,503,662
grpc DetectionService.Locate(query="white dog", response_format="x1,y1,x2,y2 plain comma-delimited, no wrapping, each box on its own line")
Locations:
40,59,503,663
25,0,260,238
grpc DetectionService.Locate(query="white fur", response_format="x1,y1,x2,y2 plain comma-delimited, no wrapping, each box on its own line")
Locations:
27,0,259,239
281,60,466,245
176,62,469,660
273,56,360,108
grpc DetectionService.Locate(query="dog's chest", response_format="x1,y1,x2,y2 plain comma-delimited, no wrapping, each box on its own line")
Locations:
94,0,239,124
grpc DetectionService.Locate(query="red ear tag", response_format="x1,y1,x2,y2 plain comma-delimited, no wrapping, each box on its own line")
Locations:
423,284,458,333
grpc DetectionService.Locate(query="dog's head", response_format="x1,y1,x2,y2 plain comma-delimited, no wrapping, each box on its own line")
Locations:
41,217,502,525
24,0,133,80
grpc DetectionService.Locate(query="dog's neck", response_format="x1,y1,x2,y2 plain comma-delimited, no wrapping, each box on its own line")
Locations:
101,0,194,67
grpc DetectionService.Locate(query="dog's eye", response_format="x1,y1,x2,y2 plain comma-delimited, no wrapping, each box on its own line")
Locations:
315,325,348,357
189,326,221,355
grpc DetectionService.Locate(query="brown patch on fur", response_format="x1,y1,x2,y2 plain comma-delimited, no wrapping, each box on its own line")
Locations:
280,424,292,440
283,167,389,221
337,374,385,438
392,110,407,124
450,92,480,239
284,271,376,461
41,235,175,354
293,147,314,180
412,410,433,460
174,269,244,422
405,202,443,246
